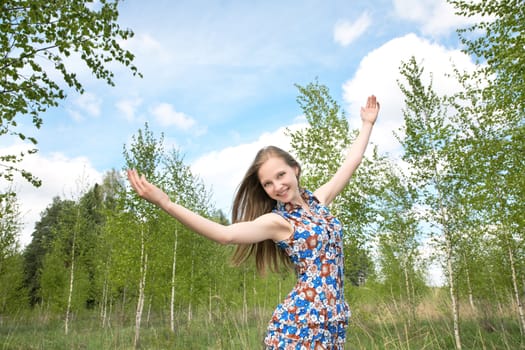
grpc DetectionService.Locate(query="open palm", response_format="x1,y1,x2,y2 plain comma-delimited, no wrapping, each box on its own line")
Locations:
360,95,380,125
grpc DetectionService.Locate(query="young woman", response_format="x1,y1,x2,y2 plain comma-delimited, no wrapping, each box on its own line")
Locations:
127,95,380,349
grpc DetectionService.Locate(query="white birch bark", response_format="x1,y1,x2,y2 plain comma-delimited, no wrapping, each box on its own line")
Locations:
64,239,75,335
100,276,108,328
170,227,179,332
507,243,525,334
402,254,414,325
444,231,462,350
187,241,194,323
134,229,148,349
464,258,476,312
65,205,81,335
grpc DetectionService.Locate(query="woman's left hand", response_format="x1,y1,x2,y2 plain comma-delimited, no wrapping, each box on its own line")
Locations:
360,95,380,125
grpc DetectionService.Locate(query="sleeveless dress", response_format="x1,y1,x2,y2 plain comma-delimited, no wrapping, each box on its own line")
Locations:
264,189,351,350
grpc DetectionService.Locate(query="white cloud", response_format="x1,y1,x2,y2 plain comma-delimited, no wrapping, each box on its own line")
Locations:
122,33,174,65
66,92,102,121
333,12,371,47
76,92,102,117
150,103,196,130
342,33,475,157
67,109,84,123
1,143,102,247
392,0,479,37
116,97,143,122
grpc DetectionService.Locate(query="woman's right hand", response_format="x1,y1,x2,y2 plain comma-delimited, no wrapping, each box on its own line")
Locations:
127,169,171,208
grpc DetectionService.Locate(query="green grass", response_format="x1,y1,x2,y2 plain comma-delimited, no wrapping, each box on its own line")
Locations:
346,315,523,350
1,302,524,349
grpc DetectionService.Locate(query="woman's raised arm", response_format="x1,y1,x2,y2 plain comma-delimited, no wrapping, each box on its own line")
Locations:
314,95,380,206
127,169,291,244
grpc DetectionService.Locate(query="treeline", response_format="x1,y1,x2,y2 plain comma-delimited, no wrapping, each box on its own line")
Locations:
1,126,298,344
1,69,523,347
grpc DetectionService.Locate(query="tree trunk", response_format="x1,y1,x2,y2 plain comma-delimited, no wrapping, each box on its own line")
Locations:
170,228,179,332
464,258,476,312
187,240,195,323
65,206,81,335
100,275,108,328
100,256,112,328
507,242,525,334
134,229,148,349
403,255,414,325
445,232,462,350
64,238,76,335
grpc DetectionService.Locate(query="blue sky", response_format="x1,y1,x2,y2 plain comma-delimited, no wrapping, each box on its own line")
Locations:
3,0,480,282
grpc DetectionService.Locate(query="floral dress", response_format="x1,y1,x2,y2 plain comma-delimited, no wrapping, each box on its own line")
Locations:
264,189,351,350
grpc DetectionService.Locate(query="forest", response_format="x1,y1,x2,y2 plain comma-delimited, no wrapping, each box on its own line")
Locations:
1,0,524,349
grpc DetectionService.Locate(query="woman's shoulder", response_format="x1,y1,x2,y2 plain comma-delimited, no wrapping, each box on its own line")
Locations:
255,212,293,242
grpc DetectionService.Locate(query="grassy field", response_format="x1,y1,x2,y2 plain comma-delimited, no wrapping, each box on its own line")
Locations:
1,295,524,349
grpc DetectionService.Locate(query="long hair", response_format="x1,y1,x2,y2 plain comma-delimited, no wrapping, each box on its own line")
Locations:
231,146,301,274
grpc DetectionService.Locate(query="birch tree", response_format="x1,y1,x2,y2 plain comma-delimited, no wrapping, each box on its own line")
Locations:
160,149,215,329
123,124,217,345
91,170,124,328
375,161,426,320
397,57,464,349
39,198,90,319
450,0,525,332
123,123,165,348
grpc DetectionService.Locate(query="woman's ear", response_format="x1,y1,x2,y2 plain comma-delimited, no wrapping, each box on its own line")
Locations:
294,166,300,178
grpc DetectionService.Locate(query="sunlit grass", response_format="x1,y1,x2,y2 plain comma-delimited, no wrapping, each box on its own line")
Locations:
1,294,523,349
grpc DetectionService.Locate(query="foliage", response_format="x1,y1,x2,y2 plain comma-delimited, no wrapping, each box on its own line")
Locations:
0,194,27,312
450,0,525,331
0,0,140,202
23,197,74,305
0,190,21,260
450,0,525,111
374,161,428,301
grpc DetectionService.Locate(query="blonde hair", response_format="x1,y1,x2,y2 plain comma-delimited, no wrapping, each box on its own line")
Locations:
231,146,300,274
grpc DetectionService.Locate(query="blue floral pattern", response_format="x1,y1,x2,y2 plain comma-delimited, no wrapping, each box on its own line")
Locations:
264,189,350,349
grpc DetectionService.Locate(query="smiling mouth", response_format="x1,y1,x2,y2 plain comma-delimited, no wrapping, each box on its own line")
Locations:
277,188,289,197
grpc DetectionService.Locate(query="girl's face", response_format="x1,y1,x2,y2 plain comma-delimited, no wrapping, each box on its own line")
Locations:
258,156,300,203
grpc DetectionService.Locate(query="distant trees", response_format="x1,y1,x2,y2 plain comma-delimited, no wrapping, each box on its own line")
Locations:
375,160,427,321
0,192,27,313
397,56,466,349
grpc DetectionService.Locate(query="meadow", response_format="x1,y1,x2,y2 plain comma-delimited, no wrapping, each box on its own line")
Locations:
1,288,522,350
